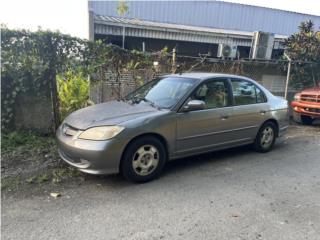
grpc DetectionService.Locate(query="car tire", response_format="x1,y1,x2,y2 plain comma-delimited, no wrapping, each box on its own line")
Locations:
254,121,277,153
301,115,313,125
120,136,167,183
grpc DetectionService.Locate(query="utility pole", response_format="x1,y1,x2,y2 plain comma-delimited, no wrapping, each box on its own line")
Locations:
172,48,177,73
284,52,291,100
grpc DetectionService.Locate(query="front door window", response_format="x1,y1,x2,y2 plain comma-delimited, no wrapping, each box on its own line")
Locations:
190,80,230,109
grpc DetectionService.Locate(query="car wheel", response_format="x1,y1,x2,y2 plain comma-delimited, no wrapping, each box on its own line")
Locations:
121,136,167,183
254,122,277,153
301,115,313,125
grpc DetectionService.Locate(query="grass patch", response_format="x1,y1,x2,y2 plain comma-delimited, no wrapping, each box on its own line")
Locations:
26,173,49,184
1,176,21,191
24,167,84,185
51,166,84,184
1,131,56,153
1,131,86,194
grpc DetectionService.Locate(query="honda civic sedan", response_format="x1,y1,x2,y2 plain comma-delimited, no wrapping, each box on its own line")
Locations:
57,73,289,182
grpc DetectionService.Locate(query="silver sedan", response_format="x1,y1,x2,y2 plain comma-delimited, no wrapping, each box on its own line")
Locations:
56,73,289,182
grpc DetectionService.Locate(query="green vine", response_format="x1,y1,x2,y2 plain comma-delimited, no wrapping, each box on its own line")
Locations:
1,27,172,131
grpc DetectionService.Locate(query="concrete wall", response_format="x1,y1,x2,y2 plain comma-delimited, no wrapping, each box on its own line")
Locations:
13,92,54,133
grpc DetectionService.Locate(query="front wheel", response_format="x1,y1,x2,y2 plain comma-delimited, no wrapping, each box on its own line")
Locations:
120,136,167,183
254,122,277,153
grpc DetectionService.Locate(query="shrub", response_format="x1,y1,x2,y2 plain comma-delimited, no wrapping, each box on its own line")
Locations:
57,71,93,120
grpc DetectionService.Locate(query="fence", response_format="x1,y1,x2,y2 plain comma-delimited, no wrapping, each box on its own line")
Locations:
89,69,157,103
2,27,319,133
89,54,320,105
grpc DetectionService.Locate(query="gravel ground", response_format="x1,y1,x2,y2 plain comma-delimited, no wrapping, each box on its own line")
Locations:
2,124,320,240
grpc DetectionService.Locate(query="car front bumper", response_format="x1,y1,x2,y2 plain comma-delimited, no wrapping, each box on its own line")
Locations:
291,101,320,118
56,126,126,175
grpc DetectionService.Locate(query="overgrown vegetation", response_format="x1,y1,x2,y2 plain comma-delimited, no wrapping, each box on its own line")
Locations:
1,27,169,131
1,131,55,153
1,131,85,192
1,28,87,131
57,71,93,119
283,20,320,89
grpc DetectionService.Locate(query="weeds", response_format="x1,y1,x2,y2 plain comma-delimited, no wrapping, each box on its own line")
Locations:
1,176,21,191
1,131,85,194
57,71,93,120
26,174,49,184
51,167,84,184
1,131,55,153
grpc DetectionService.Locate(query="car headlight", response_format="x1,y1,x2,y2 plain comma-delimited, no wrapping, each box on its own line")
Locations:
294,93,301,101
78,126,125,140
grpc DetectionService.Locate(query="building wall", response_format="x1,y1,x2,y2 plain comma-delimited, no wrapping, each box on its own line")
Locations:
89,1,320,36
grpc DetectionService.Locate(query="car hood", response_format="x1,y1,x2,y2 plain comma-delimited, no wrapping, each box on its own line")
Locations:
301,87,320,95
64,101,161,130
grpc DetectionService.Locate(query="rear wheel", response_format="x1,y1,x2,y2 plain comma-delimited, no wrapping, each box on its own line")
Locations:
301,115,313,125
254,122,277,153
121,136,167,183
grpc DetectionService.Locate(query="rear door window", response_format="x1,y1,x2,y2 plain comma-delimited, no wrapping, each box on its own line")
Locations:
231,79,266,105
191,79,230,109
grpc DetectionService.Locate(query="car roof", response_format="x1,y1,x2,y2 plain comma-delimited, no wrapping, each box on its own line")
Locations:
163,72,252,81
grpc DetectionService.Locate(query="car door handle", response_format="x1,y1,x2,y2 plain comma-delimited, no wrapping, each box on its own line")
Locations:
221,115,229,120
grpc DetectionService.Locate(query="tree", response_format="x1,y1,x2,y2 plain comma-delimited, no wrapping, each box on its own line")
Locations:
117,0,129,17
117,0,129,49
283,20,320,88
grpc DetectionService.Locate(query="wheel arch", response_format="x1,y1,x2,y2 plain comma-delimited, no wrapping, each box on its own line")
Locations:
119,132,169,170
261,118,279,137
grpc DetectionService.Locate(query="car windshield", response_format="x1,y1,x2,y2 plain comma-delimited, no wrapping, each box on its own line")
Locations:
125,77,196,109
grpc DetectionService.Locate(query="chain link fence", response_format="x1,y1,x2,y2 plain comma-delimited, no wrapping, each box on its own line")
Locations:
89,53,319,106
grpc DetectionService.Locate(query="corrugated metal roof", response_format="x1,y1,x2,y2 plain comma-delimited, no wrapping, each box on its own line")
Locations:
94,15,286,47
96,15,252,37
89,1,320,36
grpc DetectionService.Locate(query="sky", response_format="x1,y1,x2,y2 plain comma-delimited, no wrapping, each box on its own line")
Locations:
1,0,320,39
222,0,320,16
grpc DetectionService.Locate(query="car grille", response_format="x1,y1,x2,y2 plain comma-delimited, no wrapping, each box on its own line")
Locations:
300,94,320,103
62,124,80,137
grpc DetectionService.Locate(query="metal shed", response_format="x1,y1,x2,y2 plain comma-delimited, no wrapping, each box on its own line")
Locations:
89,1,320,36
93,15,286,47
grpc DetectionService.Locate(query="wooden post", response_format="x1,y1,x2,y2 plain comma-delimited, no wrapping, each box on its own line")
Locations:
49,69,60,132
47,34,61,132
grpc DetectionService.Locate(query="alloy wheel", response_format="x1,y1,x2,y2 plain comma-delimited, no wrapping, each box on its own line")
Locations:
260,126,274,149
132,145,159,176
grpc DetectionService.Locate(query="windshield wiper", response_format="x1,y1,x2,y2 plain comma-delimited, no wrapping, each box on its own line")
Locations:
132,97,160,109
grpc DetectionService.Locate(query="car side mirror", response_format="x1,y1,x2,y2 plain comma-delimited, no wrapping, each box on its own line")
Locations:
182,100,206,112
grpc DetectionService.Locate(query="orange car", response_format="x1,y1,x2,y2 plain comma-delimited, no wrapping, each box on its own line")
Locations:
291,86,320,124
